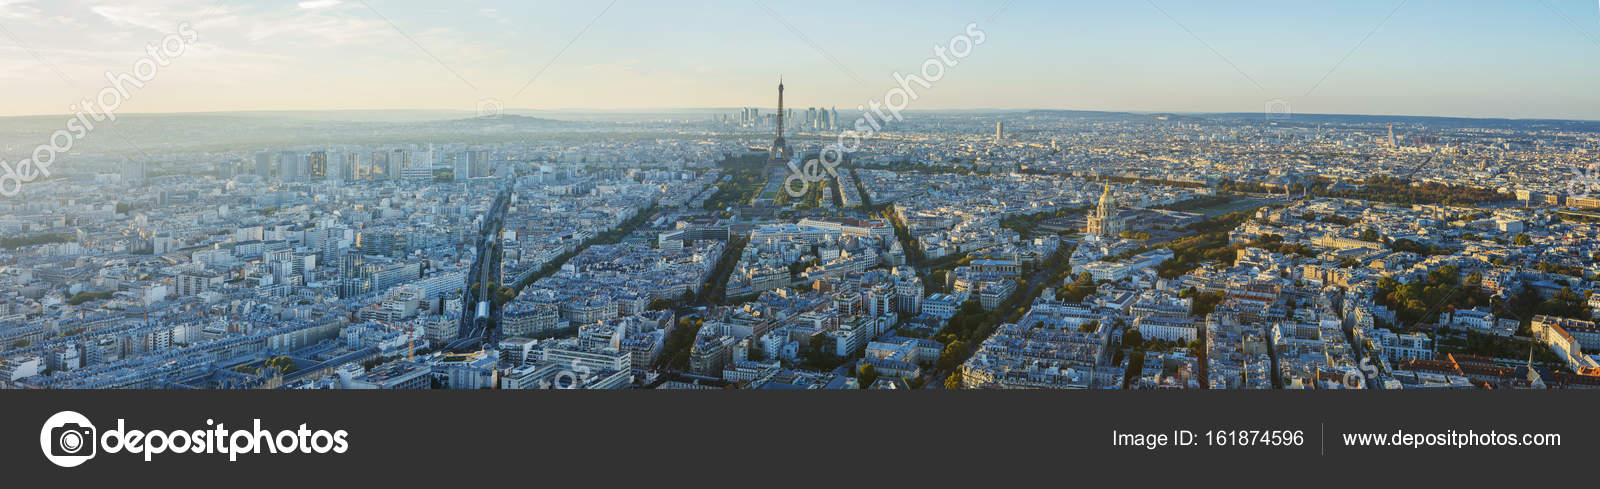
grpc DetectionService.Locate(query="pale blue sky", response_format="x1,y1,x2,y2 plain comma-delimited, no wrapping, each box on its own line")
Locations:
0,0,1597,119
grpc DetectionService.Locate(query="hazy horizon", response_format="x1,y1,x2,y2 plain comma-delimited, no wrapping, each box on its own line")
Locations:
1,0,1598,119
2,106,1597,124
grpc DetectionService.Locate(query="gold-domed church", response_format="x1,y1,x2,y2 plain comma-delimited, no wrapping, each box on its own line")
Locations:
1086,184,1125,237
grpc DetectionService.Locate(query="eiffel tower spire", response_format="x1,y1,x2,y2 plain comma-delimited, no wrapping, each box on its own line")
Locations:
771,76,789,162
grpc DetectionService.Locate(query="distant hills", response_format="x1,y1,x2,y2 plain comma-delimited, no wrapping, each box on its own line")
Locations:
0,106,1594,157
433,114,572,127
1198,112,1600,131
1020,108,1600,131
0,111,591,154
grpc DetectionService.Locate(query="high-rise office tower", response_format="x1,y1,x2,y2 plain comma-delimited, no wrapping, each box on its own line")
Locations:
391,149,409,178
370,151,390,179
276,151,299,182
308,151,328,180
255,151,272,177
451,153,468,181
339,252,374,299
468,150,490,178
400,146,433,180
337,152,360,181
121,159,146,185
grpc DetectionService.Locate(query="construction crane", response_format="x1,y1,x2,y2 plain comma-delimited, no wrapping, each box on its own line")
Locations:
372,320,417,362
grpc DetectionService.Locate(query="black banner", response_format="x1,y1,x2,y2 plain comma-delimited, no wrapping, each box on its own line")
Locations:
4,391,1592,484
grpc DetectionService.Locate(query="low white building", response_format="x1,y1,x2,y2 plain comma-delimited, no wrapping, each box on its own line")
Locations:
923,293,959,318
1370,328,1434,362
1135,316,1197,343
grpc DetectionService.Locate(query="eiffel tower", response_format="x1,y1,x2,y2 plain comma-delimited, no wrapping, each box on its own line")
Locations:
771,77,790,162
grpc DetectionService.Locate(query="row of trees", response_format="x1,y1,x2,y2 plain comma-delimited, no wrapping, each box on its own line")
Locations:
1388,238,1456,256
935,300,990,349
1245,234,1315,258
655,317,705,371
698,235,750,304
1375,264,1593,333
232,356,299,376
1079,174,1208,189
1505,286,1589,324
512,204,658,294
1149,208,1273,278
1318,176,1516,207
700,153,767,211
999,205,1089,239
1056,272,1098,303
1438,332,1563,368
939,242,1076,389
1299,212,1355,226
1534,261,1586,279
0,233,74,250
68,291,114,305
775,180,832,208
1218,176,1515,207
1373,266,1493,329
646,291,698,311
865,159,991,176
801,333,847,371
1155,195,1237,213
880,207,932,269
1180,288,1226,316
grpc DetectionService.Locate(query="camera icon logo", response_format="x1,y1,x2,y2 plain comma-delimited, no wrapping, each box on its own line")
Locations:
40,411,97,467
1264,99,1292,121
476,98,504,119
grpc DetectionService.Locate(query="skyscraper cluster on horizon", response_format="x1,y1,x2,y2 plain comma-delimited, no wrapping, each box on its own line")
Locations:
717,105,839,132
